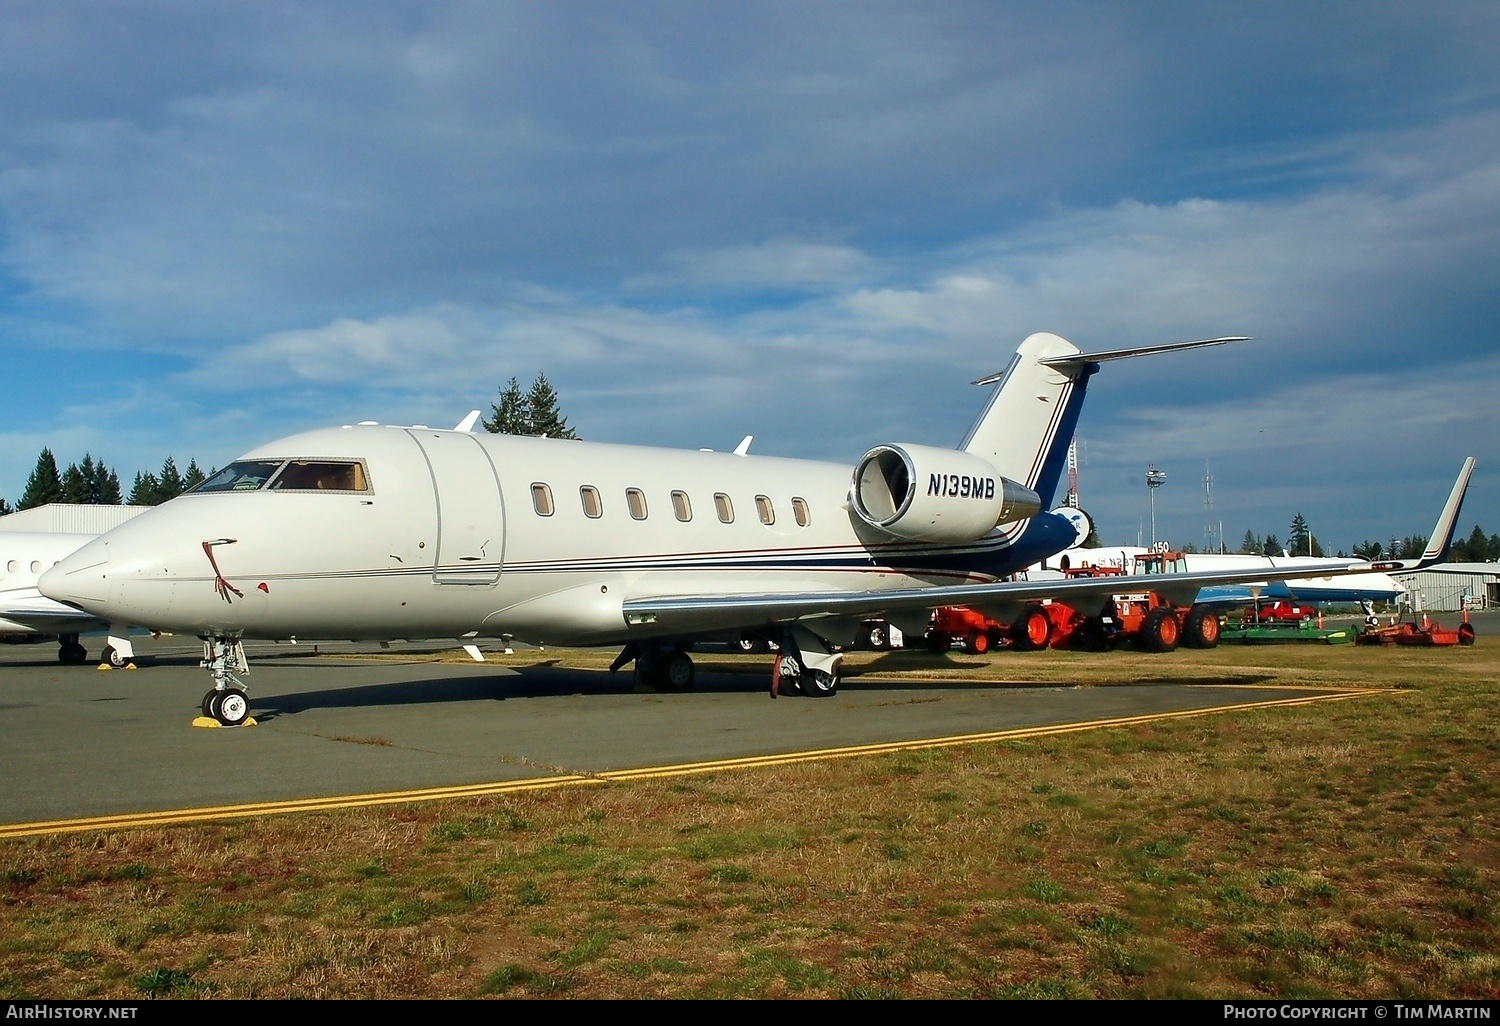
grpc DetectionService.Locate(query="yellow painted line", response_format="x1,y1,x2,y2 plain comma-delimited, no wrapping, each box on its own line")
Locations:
0,687,1391,840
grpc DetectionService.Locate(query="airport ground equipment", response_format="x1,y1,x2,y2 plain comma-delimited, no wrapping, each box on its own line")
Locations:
1355,610,1476,647
1219,620,1356,645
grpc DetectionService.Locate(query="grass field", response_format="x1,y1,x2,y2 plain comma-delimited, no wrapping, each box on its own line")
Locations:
2,636,1497,999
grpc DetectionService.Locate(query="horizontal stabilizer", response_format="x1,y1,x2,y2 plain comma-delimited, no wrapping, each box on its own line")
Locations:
1035,336,1251,371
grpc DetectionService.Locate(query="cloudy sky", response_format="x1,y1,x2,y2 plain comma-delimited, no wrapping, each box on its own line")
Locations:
1,1,1496,552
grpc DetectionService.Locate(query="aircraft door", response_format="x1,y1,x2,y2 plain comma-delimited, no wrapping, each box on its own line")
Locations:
406,430,504,585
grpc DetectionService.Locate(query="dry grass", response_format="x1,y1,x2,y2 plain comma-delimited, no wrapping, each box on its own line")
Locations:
2,637,1498,999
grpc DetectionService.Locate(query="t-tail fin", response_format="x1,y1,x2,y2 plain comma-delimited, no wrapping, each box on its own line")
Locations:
961,333,1248,508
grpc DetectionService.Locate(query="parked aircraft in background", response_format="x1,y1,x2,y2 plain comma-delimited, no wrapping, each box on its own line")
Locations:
1031,544,1409,608
41,331,1465,727
0,532,105,663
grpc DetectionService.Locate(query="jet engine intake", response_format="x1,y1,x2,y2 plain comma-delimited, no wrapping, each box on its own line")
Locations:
851,443,1041,543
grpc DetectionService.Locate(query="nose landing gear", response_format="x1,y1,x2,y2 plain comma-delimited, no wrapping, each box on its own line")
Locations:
196,636,255,728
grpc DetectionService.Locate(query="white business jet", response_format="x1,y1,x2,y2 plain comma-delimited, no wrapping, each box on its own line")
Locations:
39,332,1470,726
0,532,109,663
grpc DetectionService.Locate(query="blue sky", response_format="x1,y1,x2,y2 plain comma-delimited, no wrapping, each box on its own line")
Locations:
1,2,1496,552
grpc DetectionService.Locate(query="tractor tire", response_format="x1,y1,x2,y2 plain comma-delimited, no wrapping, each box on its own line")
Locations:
964,632,991,655
1182,609,1221,649
1011,606,1052,652
1073,617,1110,652
1139,607,1181,653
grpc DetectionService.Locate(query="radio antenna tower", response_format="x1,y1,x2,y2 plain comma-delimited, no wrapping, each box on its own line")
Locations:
1203,460,1215,553
1065,437,1080,508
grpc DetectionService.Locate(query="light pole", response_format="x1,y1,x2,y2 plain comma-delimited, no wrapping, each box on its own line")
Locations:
1146,464,1167,546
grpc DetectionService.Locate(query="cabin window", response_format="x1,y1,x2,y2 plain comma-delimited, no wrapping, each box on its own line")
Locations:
626,488,647,520
30,561,41,574
671,490,692,522
531,483,554,516
193,460,286,493
755,495,775,525
714,493,734,523
5,560,15,574
270,460,370,492
580,485,603,519
792,497,810,527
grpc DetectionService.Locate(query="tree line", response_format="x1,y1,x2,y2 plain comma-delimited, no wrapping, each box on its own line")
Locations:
1,449,208,514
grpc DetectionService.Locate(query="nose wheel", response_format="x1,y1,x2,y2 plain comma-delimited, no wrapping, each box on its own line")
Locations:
197,637,255,727
202,688,251,727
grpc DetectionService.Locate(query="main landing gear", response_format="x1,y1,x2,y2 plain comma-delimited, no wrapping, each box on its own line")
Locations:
57,633,88,665
768,625,842,698
610,624,844,699
197,636,254,727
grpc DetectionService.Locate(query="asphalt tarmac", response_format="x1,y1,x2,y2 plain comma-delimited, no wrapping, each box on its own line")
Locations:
0,631,1397,830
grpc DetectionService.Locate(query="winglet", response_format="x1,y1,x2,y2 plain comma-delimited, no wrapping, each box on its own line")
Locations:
1367,457,1476,572
454,410,482,432
733,435,753,456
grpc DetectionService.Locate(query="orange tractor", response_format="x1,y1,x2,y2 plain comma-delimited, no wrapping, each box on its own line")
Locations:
925,550,1220,654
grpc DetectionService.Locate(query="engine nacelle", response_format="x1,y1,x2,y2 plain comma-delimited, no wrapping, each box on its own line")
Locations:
851,443,1042,543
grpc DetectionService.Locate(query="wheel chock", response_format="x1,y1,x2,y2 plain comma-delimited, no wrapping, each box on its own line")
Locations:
190,716,258,729
125,663,138,670
97,663,112,672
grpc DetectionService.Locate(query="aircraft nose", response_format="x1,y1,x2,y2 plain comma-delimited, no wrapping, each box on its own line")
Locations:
39,539,112,613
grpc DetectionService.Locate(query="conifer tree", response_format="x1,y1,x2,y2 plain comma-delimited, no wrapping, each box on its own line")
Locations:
1237,530,1260,555
1262,533,1282,557
97,465,122,505
0,496,11,516
183,459,206,491
524,373,578,439
61,462,91,504
128,471,161,507
18,448,64,510
483,377,529,435
158,457,184,501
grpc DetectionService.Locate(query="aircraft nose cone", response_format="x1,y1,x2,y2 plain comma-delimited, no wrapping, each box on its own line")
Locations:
39,541,111,613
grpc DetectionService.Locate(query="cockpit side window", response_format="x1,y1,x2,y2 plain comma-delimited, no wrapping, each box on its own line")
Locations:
269,460,371,492
191,460,287,493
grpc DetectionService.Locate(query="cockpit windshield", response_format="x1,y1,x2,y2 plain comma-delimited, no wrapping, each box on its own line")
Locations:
191,460,286,493
270,460,370,492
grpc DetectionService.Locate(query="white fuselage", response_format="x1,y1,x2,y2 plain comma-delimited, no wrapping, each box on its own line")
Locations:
41,425,1065,647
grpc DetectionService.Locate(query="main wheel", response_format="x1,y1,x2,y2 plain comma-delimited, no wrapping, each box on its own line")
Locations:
964,632,990,655
202,690,219,718
1139,607,1181,653
801,669,839,698
736,635,768,654
925,632,950,654
58,642,87,665
215,688,251,727
1011,606,1052,652
1182,609,1221,649
865,623,889,650
662,651,696,691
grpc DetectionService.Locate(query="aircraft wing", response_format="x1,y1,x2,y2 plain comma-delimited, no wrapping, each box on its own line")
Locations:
622,558,1363,634
0,593,107,634
623,456,1474,637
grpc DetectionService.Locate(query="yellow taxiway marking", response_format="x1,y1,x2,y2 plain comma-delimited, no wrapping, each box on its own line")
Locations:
0,686,1393,840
